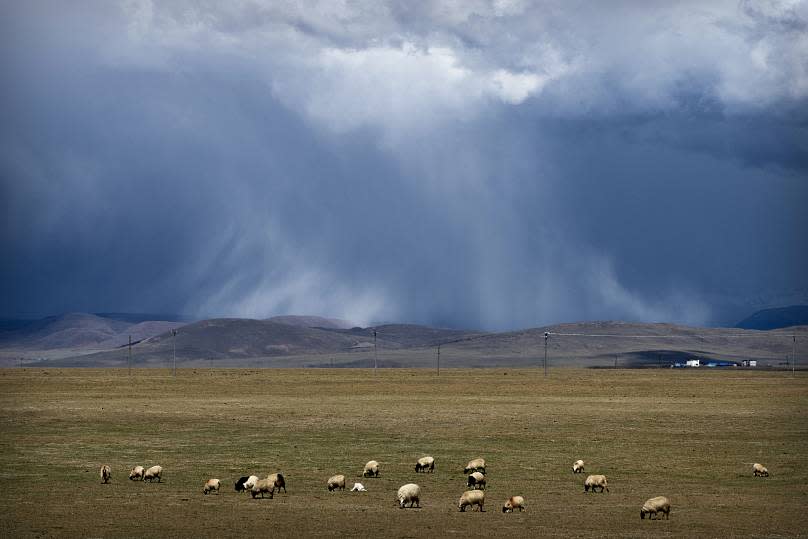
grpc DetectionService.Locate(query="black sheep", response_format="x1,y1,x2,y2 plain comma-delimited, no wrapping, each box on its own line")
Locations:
235,476,250,492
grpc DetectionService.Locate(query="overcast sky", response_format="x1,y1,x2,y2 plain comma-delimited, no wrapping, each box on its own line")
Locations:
1,1,806,329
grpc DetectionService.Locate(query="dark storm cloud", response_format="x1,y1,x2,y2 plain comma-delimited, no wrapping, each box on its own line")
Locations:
1,1,806,329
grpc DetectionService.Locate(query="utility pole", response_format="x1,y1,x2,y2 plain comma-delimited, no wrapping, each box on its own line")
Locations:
544,332,549,376
172,329,178,378
373,330,377,375
793,335,797,376
128,335,132,375
437,344,441,376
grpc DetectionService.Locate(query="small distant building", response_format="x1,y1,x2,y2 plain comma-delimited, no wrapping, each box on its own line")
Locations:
741,360,757,367
686,359,701,367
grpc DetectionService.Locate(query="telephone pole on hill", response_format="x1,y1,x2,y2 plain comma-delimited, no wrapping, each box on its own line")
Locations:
172,329,178,378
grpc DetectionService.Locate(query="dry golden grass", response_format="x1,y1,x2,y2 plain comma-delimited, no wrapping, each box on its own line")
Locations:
1,368,806,537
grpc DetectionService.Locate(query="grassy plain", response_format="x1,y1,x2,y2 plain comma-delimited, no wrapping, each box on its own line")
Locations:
0,368,806,538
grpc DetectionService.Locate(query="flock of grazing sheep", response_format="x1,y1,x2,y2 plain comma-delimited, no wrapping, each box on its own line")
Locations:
99,457,771,520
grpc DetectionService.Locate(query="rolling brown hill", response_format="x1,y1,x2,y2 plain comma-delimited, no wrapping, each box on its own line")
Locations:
15,317,807,369
438,321,808,368
266,315,356,330
47,319,485,367
0,313,132,349
0,313,185,365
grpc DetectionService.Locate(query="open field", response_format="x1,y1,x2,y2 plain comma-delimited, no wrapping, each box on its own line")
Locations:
1,368,807,537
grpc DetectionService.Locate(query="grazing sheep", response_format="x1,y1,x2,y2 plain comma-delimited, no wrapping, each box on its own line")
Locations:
203,479,220,495
640,496,671,520
250,478,274,499
129,466,145,481
584,474,609,493
243,475,259,491
458,489,485,512
363,460,380,477
753,463,769,477
350,482,367,492
327,474,346,491
415,456,435,473
397,483,421,508
100,465,111,484
502,495,525,513
267,472,286,493
467,471,486,490
464,458,486,474
572,459,585,473
235,476,250,492
143,465,163,483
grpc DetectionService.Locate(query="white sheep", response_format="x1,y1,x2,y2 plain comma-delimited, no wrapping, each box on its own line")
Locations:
363,460,380,477
143,465,163,483
753,463,769,477
350,482,367,492
251,478,274,499
415,456,435,473
458,489,485,512
572,459,585,473
243,475,259,491
467,471,486,490
327,474,346,491
584,474,609,493
100,465,111,484
502,495,525,513
640,496,670,519
129,466,145,481
397,483,421,508
464,458,485,474
203,478,220,495
267,472,286,493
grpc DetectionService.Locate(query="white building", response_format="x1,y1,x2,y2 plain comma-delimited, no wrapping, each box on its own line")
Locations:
686,359,700,367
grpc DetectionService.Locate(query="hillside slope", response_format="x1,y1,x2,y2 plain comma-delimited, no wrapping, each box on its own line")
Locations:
0,313,131,349
28,319,807,368
267,315,356,330
736,305,808,330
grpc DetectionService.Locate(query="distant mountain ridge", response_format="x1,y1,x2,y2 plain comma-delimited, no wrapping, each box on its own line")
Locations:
0,313,184,350
736,305,808,330
2,312,805,369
